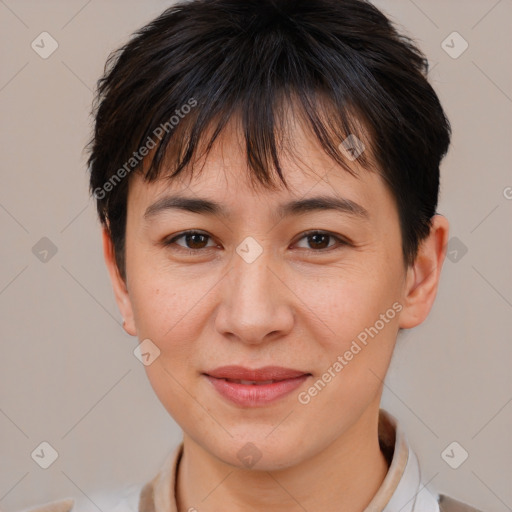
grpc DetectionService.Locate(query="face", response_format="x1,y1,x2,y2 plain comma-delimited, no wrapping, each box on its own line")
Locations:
105,115,448,471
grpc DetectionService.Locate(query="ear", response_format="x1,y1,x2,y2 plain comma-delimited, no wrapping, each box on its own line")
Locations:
102,227,137,336
398,214,450,329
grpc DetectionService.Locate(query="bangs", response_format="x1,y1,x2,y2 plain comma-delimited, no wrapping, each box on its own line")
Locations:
134,83,375,194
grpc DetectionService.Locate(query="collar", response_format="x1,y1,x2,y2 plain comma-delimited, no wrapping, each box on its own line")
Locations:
366,410,440,512
138,409,440,512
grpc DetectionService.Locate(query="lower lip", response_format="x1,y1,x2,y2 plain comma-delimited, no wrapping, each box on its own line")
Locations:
205,375,310,407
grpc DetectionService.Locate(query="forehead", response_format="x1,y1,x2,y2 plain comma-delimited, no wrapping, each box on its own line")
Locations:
127,112,386,215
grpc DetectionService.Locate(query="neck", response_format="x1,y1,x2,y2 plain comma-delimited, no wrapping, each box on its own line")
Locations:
176,405,389,512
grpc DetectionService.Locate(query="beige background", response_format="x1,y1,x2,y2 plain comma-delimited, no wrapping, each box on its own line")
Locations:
1,0,511,511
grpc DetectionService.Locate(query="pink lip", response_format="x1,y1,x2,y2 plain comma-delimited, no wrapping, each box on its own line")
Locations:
204,366,311,407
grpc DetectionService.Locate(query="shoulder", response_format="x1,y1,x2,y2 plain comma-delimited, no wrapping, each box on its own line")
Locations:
13,499,75,512
438,494,484,512
14,484,142,512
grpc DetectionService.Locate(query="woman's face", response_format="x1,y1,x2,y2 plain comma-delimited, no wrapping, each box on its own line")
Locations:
108,119,426,471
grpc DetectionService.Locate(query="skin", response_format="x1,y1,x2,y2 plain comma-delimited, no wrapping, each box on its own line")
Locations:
103,113,449,512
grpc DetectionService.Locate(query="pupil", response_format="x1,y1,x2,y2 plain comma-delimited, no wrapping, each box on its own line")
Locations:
310,234,328,249
187,234,206,249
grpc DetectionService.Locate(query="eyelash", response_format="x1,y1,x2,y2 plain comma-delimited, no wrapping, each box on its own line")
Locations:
162,229,350,255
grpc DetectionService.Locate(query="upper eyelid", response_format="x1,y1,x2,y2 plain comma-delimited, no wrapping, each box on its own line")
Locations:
166,230,216,246
166,230,349,249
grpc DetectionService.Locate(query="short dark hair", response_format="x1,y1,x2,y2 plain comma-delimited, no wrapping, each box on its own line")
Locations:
87,0,451,280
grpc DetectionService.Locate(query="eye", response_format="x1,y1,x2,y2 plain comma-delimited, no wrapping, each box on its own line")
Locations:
294,230,349,251
164,230,217,251
162,229,350,254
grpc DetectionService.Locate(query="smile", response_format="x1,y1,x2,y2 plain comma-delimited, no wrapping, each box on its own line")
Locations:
203,366,311,407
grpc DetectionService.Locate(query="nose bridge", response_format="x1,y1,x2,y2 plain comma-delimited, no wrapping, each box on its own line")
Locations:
231,245,276,317
215,242,293,343
233,248,273,304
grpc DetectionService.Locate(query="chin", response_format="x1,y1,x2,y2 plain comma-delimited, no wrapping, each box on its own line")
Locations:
205,431,309,472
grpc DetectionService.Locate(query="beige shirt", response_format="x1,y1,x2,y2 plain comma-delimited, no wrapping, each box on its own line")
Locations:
19,409,482,512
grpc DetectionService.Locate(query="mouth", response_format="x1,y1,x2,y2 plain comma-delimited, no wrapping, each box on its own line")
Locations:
220,379,281,385
203,366,311,407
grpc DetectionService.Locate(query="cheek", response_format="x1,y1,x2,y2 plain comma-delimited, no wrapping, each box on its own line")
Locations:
128,271,210,421
126,266,218,398
291,263,402,410
130,281,178,339
296,286,399,427
290,262,401,348
127,255,207,340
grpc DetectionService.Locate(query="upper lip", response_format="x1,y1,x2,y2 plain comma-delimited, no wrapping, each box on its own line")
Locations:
205,366,310,381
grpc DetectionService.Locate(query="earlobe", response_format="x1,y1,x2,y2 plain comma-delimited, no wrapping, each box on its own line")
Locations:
101,227,137,337
398,214,450,329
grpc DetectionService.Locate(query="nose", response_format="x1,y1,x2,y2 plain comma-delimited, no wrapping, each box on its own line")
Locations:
214,247,295,345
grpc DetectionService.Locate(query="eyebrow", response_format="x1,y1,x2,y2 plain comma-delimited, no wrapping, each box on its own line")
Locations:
144,194,369,221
